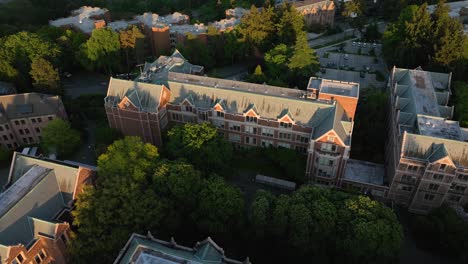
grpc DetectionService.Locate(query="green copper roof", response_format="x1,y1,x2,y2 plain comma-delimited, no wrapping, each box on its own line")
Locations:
114,233,249,264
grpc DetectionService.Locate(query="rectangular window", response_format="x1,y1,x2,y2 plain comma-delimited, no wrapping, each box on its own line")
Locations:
7,143,12,149
245,126,257,134
424,193,435,201
20,120,25,125
28,137,33,143
280,122,292,128
245,136,257,145
439,164,447,171
321,143,337,152
5,124,9,130
228,133,241,143
449,195,461,202
2,135,7,140
278,142,290,149
401,174,416,183
216,111,224,118
184,105,193,112
318,157,333,166
171,113,181,121
199,112,208,121
19,129,24,135
14,120,19,125
407,165,419,172
433,174,444,181
48,116,53,121
428,183,439,191
23,138,27,144
261,128,274,137
0,126,3,132
295,146,307,154
327,135,335,142
279,132,291,140
261,139,273,147
31,118,36,123
212,119,224,129
246,116,257,123
9,133,13,139
229,125,241,131
25,129,30,134
35,127,40,133
451,184,467,193
35,255,41,264
458,175,468,181
37,118,42,123
297,135,308,143
401,186,413,192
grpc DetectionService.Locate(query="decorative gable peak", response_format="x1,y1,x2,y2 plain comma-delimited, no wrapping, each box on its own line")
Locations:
244,103,259,117
213,99,226,111
277,109,294,123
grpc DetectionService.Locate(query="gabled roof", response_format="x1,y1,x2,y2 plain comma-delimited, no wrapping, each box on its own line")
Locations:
0,93,64,121
312,103,352,145
277,109,294,121
105,78,163,112
244,103,259,115
402,132,468,167
114,232,250,264
0,153,86,253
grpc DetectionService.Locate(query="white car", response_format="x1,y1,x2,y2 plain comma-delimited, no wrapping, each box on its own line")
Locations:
372,43,377,48
352,42,356,46
363,43,367,47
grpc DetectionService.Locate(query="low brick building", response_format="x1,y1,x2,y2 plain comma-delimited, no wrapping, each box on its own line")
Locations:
385,67,468,213
0,93,67,150
294,0,335,27
114,232,250,264
105,51,359,184
0,153,95,263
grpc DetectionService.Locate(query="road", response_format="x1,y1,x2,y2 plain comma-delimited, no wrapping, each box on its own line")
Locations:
63,71,110,98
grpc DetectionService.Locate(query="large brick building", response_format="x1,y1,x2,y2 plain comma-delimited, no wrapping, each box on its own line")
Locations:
114,232,250,264
0,93,68,150
105,51,359,184
0,153,95,263
385,67,468,213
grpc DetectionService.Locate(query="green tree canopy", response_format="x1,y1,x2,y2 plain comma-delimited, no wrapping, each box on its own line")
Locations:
97,136,159,182
166,123,233,174
0,31,60,87
239,5,276,51
41,118,81,157
78,27,121,73
382,0,467,71
29,57,61,94
411,205,468,263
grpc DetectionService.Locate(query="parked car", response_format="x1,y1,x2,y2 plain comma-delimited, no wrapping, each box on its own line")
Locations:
344,54,349,60
352,41,356,46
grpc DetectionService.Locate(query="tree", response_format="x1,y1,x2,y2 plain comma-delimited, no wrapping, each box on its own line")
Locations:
177,33,215,69
194,176,245,237
166,123,233,174
97,136,159,182
78,27,121,73
29,57,61,94
342,0,367,34
239,5,276,51
41,118,81,157
338,196,403,263
119,25,145,72
0,146,12,165
95,126,122,154
250,190,275,238
0,31,60,87
276,3,305,45
453,81,468,127
411,205,468,262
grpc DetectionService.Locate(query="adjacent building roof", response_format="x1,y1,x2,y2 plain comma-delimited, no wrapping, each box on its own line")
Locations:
0,82,16,96
307,77,359,98
0,93,64,122
49,6,108,34
0,153,88,259
114,232,250,264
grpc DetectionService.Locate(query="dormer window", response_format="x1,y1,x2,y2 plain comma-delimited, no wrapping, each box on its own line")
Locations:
280,122,292,128
216,111,224,118
439,164,446,171
246,116,257,123
327,135,335,142
184,105,193,112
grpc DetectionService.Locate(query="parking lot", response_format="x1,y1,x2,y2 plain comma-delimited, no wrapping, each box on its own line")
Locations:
316,40,388,89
